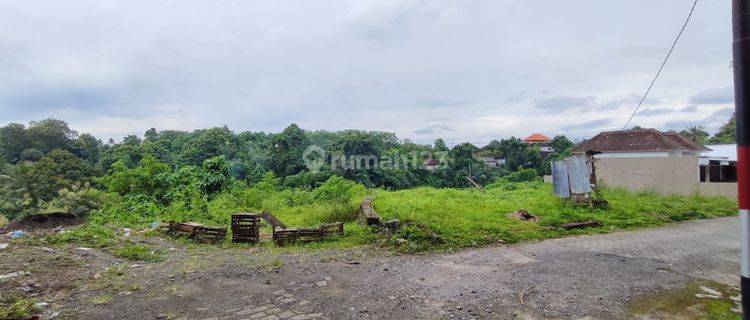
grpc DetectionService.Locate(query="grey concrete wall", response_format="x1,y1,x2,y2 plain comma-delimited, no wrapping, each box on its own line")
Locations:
543,175,553,183
595,156,699,195
698,182,738,199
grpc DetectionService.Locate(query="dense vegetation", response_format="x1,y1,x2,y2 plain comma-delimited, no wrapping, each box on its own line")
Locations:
0,117,737,253
0,118,570,221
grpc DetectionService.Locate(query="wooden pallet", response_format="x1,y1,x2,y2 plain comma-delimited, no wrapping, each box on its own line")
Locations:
320,222,344,237
194,226,227,244
272,222,345,246
273,228,300,246
231,213,261,243
359,197,381,226
168,221,226,244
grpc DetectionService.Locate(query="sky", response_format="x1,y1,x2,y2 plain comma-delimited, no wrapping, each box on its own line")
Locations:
0,0,737,146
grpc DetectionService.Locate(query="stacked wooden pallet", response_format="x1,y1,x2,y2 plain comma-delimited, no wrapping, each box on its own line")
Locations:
231,213,261,243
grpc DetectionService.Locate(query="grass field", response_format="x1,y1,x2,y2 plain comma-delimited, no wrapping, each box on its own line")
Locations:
47,179,737,253
372,181,737,251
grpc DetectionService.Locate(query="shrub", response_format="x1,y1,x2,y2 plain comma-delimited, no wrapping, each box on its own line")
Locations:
46,224,117,248
312,175,365,205
504,168,540,183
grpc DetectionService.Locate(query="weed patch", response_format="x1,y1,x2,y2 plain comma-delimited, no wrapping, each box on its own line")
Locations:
114,243,164,262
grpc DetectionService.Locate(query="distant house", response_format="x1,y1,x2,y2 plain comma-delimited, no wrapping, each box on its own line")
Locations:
480,157,505,168
423,158,440,171
571,128,735,198
522,133,551,144
522,133,554,157
572,128,710,158
700,144,737,183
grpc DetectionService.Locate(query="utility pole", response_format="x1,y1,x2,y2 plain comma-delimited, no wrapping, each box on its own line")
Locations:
734,0,750,317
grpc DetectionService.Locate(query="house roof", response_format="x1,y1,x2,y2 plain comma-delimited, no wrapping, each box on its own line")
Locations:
523,133,550,142
571,128,712,153
702,144,737,161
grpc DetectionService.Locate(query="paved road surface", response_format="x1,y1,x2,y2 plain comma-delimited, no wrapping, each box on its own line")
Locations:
85,217,740,319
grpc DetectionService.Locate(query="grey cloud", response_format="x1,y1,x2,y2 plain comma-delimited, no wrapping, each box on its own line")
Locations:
680,105,698,112
535,96,596,113
706,107,735,122
662,107,734,132
0,1,735,144
561,119,611,131
636,105,698,116
662,120,695,131
413,124,455,135
417,97,469,108
601,94,659,110
637,108,673,116
688,86,734,105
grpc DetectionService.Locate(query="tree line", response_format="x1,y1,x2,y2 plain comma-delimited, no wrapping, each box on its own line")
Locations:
0,118,571,220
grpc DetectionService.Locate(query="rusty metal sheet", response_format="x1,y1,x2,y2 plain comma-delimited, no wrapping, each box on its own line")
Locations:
552,160,570,198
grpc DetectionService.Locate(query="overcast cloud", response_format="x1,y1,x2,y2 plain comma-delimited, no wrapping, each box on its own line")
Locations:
0,0,736,145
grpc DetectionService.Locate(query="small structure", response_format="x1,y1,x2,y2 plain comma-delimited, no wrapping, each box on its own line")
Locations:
571,128,732,197
551,155,594,204
480,157,505,168
423,158,441,171
700,144,737,183
231,213,261,243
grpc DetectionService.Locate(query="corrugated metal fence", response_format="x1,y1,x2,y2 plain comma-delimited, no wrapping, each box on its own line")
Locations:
552,155,592,198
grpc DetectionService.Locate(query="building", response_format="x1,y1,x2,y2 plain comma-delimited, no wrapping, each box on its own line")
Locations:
572,128,735,198
522,133,551,144
700,144,737,183
522,133,554,157
480,157,505,168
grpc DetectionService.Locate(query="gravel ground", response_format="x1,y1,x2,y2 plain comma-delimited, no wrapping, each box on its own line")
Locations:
6,216,740,319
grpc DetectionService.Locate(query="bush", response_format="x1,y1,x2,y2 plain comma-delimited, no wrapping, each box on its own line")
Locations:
40,184,111,218
504,168,540,183
46,224,117,248
312,175,366,205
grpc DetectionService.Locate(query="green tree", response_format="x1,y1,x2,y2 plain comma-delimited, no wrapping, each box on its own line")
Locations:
26,149,94,203
499,138,541,171
101,155,171,199
0,123,31,163
26,118,77,154
200,156,231,195
709,113,736,144
74,133,102,164
448,142,486,187
679,126,709,145
433,138,449,152
269,124,310,177
179,126,237,166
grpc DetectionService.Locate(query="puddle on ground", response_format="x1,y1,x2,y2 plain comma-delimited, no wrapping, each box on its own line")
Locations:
628,279,740,319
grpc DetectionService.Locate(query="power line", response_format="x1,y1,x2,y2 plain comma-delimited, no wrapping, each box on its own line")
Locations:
622,0,699,130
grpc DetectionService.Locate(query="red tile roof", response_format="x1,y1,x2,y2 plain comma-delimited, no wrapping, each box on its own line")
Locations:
572,128,711,153
523,133,551,143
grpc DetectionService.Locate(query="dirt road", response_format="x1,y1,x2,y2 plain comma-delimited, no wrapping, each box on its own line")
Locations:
8,217,742,319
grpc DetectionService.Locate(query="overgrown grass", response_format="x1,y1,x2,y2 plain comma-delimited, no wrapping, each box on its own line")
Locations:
114,242,164,262
0,296,39,319
62,178,736,253
373,181,737,251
